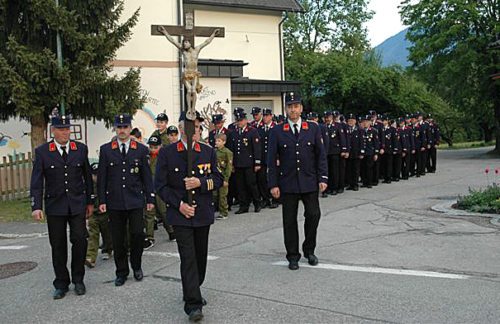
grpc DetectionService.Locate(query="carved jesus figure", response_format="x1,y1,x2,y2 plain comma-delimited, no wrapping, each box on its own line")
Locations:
158,26,220,119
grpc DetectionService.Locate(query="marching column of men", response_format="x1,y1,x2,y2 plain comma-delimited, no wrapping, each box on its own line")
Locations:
30,94,439,321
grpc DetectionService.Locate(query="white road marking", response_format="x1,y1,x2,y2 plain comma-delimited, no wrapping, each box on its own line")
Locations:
143,251,219,261
0,233,47,239
272,261,470,279
0,245,28,250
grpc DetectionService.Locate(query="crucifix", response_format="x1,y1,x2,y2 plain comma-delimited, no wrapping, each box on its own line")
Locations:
151,9,225,205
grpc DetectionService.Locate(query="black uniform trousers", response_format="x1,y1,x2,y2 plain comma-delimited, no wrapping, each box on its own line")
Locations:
257,166,272,203
372,158,380,184
281,191,321,262
235,167,260,208
392,153,402,180
361,156,375,187
409,152,417,176
339,157,347,189
174,225,210,315
427,146,437,172
382,153,393,182
108,208,144,278
346,158,361,189
401,153,410,179
47,213,88,289
416,149,426,176
327,154,341,192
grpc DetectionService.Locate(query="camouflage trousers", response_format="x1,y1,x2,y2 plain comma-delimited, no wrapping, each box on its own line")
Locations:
86,212,113,262
144,196,174,241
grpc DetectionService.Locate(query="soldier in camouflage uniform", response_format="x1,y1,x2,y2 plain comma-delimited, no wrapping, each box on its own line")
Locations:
85,163,112,268
214,133,233,219
144,135,176,250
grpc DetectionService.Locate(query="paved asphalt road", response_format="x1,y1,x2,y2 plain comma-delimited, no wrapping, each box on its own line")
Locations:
1,148,499,323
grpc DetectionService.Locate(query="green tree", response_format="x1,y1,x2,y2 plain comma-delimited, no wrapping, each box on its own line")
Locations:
0,0,145,152
400,0,500,151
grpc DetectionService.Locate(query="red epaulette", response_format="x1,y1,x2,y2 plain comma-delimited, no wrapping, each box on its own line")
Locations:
130,140,137,150
69,142,77,151
177,142,185,152
302,121,309,130
49,142,56,152
111,141,118,150
283,124,290,132
194,143,201,152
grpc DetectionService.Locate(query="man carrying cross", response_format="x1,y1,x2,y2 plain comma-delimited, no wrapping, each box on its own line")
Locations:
158,25,220,116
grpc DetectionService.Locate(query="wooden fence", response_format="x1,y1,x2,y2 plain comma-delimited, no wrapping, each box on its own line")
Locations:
0,153,33,201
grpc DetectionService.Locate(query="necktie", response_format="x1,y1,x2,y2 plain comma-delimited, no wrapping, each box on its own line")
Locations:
293,124,299,139
61,146,68,162
121,143,126,158
265,126,268,132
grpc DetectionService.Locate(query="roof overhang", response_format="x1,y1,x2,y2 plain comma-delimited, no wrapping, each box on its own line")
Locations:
231,78,301,95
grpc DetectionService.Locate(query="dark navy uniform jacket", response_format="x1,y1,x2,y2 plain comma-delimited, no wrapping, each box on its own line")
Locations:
414,122,428,149
346,125,362,158
228,125,262,168
405,126,416,151
430,123,440,147
208,127,230,148
97,139,155,210
319,123,330,154
257,122,276,166
382,126,398,154
360,127,380,156
327,122,347,155
155,141,223,227
30,141,93,216
396,127,409,153
267,121,328,194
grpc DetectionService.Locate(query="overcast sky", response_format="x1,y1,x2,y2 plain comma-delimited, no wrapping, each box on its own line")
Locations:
366,0,407,47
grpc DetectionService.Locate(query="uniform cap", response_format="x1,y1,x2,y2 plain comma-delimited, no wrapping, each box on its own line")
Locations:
166,125,178,135
148,135,162,145
114,114,132,127
212,114,224,123
251,107,262,114
233,107,244,116
155,113,169,121
262,108,273,116
285,92,302,106
235,111,247,121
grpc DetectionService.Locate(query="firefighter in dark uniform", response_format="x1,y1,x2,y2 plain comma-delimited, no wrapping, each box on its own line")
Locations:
227,108,244,209
267,92,328,270
97,114,155,287
345,113,362,191
414,112,428,177
228,111,262,214
407,114,417,177
227,107,244,132
154,113,223,322
250,106,264,128
307,112,329,154
208,114,230,148
338,114,350,193
326,110,347,195
426,114,440,173
380,115,397,184
30,112,94,299
257,108,279,208
370,110,384,186
360,115,380,188
398,117,412,180
391,118,403,181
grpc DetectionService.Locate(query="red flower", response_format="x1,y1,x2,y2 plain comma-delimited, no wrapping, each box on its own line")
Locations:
485,168,490,174
495,168,499,175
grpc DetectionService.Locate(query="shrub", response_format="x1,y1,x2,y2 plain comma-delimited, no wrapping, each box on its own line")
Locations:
457,184,500,214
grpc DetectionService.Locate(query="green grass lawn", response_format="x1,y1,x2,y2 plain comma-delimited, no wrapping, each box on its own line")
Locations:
438,141,495,150
0,198,35,223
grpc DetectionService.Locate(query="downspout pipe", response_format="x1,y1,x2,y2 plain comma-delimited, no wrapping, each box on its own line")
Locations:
278,12,288,114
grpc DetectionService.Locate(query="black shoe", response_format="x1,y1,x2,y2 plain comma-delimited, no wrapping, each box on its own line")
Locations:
115,276,127,286
321,192,329,198
402,177,409,180
143,238,155,250
254,202,262,213
416,174,421,178
188,309,204,322
353,186,359,191
53,288,68,300
288,260,299,270
235,208,249,214
133,269,143,281
168,232,176,242
202,298,207,306
329,190,337,196
269,202,279,209
337,188,344,194
74,283,86,296
382,180,391,184
305,254,319,266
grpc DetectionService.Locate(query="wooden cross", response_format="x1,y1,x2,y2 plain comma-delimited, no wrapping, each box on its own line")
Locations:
151,9,225,207
151,9,225,50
